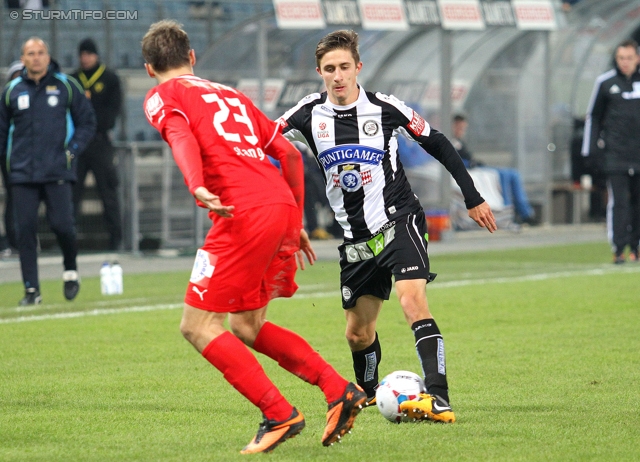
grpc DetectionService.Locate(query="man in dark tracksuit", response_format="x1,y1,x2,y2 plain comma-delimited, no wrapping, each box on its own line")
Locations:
583,39,640,263
71,38,123,250
0,37,96,305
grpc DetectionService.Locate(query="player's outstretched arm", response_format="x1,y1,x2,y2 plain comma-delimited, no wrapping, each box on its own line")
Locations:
266,133,317,268
468,201,497,233
193,186,235,218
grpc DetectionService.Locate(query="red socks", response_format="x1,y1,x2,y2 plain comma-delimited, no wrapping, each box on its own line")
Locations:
202,331,292,421
201,323,349,422
253,321,348,403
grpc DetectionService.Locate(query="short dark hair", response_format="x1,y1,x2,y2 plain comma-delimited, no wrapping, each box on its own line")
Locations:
315,30,360,68
141,20,191,73
453,114,467,123
617,39,639,52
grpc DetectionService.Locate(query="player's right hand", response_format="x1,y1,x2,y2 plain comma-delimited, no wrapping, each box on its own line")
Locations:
296,229,317,270
193,186,235,218
468,201,497,233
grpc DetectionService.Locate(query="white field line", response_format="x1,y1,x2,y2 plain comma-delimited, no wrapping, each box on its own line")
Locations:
0,304,181,324
2,265,639,324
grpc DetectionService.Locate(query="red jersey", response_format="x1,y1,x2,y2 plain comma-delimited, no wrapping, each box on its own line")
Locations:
144,75,296,212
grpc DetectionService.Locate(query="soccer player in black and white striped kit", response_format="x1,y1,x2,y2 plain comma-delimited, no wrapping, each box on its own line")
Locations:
278,30,497,423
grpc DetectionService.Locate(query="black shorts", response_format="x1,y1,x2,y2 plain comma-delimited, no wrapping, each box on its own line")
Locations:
338,211,436,309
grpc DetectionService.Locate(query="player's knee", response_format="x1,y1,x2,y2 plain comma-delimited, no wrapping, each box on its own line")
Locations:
179,315,200,344
398,294,430,323
345,328,373,351
229,324,257,347
49,220,74,239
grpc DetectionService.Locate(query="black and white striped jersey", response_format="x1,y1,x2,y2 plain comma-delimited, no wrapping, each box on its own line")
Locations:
278,86,483,240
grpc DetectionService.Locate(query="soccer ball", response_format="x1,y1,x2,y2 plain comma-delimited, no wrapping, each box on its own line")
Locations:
375,370,426,423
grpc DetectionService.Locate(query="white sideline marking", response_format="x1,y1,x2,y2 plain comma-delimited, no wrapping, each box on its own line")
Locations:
2,265,639,324
0,304,181,324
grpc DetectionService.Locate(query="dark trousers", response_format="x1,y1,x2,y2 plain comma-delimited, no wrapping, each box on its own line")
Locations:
0,159,17,250
12,182,78,290
73,133,122,249
607,172,640,255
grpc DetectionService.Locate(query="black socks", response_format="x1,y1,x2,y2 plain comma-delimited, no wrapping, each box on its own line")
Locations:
352,332,381,398
412,318,449,403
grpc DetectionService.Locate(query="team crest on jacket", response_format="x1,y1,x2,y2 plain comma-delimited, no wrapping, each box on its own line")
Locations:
362,120,379,136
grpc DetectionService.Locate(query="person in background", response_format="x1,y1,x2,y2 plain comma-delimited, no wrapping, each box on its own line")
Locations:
0,37,95,305
142,20,366,454
569,118,606,222
0,60,23,259
452,114,536,225
71,38,123,251
582,39,640,264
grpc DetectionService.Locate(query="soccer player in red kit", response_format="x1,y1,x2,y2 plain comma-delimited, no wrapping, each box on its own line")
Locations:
142,20,366,454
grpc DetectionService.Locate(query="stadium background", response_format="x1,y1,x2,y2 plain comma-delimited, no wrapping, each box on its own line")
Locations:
1,0,639,252
3,5,640,459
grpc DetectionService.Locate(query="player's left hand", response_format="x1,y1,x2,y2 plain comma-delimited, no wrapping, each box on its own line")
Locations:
468,201,497,233
193,186,235,218
296,229,317,270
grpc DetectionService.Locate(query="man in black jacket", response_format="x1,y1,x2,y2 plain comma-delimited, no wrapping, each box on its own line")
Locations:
582,39,640,263
72,38,123,251
0,37,96,305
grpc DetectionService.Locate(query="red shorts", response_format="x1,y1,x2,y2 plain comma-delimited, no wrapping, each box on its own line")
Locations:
185,203,301,312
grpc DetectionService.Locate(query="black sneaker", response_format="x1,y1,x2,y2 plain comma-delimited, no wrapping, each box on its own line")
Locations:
19,288,42,306
613,254,625,265
240,408,305,454
63,270,80,300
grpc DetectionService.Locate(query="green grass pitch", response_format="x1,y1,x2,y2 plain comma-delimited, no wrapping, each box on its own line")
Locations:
1,242,640,461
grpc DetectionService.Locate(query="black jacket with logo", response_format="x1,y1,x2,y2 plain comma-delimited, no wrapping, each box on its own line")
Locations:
71,62,122,134
0,60,96,184
582,65,640,174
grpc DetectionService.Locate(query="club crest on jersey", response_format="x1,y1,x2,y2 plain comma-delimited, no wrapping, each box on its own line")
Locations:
338,167,363,192
342,286,353,301
362,120,379,136
318,144,385,171
333,168,371,190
